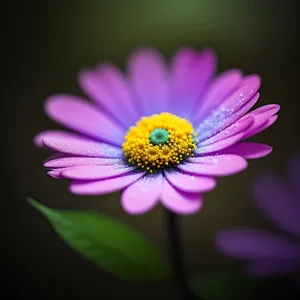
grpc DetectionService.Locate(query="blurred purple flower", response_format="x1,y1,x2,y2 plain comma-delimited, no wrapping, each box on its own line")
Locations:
216,154,300,277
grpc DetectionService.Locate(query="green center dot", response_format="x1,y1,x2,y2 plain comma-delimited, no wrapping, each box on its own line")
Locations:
149,128,169,145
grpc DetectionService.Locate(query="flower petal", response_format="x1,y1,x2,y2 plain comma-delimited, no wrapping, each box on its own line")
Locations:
128,49,170,115
253,174,300,238
216,229,298,259
39,131,123,157
61,165,135,180
164,170,216,193
34,130,70,149
197,115,253,147
121,174,163,215
233,104,279,140
243,115,278,139
44,156,124,168
70,172,145,195
220,142,273,159
170,48,216,118
196,76,260,141
240,115,269,139
194,133,245,155
182,154,247,176
246,259,298,277
194,69,243,122
160,179,202,215
79,64,139,128
45,95,125,146
247,104,280,117
47,169,64,179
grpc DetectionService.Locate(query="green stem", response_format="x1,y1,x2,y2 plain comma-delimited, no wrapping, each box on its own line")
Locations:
166,209,201,300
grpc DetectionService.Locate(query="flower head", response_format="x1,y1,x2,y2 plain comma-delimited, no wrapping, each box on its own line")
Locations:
34,48,280,215
216,154,300,277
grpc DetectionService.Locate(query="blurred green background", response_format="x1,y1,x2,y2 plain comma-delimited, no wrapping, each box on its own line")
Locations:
4,0,299,299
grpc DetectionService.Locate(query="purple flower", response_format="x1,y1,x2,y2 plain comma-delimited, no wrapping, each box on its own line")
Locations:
216,154,300,277
34,48,279,215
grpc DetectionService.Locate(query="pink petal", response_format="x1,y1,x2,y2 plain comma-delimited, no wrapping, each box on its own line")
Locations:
240,114,270,139
61,165,135,180
243,115,278,139
34,130,71,149
44,156,124,168
220,142,273,159
79,64,140,128
170,48,216,118
253,173,300,238
196,76,260,141
160,179,202,215
194,132,244,155
194,69,243,122
246,259,298,277
197,115,253,147
47,169,64,179
45,95,125,146
247,104,280,116
43,153,68,165
121,174,163,215
182,154,247,176
216,229,298,259
241,104,280,139
128,49,170,115
164,170,216,193
70,172,146,195
39,131,123,157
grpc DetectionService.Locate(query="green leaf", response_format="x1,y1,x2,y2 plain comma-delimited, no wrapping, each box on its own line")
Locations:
28,198,170,282
190,273,263,300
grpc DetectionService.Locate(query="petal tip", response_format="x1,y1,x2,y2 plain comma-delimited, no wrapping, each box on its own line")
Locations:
69,182,86,195
273,104,281,113
33,132,45,148
201,48,217,59
47,170,61,179
129,47,162,61
242,74,261,90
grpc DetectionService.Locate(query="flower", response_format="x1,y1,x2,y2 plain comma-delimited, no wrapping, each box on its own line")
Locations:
216,154,300,277
34,48,279,215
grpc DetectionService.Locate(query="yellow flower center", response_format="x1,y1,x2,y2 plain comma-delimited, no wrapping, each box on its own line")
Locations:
122,112,198,173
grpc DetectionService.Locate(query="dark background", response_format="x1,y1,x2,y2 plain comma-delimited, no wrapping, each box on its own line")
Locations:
3,0,299,299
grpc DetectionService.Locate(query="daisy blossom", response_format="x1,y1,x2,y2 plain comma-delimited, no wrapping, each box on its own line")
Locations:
34,48,280,215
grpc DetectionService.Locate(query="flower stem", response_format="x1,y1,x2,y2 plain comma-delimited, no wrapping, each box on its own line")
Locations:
166,209,200,300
